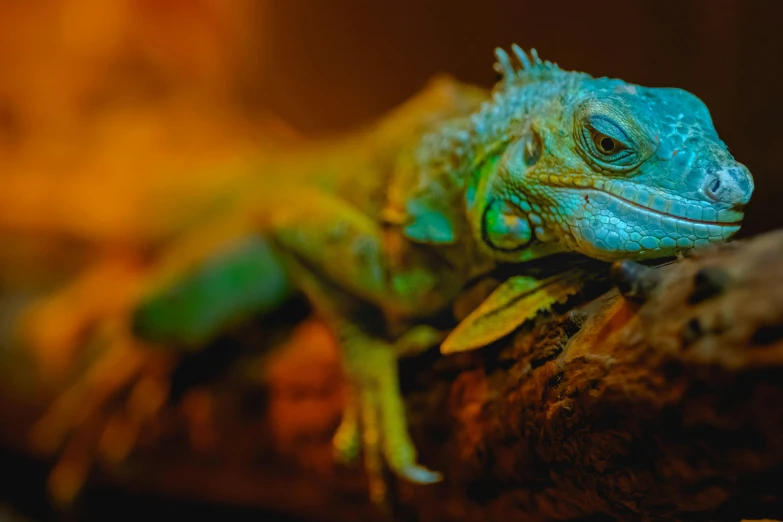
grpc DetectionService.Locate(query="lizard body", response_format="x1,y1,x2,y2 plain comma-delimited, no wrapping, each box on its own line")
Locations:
28,46,754,504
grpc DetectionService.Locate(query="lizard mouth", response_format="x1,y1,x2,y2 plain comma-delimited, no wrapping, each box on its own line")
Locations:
597,189,743,226
538,175,743,225
533,178,744,253
557,186,742,257
576,187,741,251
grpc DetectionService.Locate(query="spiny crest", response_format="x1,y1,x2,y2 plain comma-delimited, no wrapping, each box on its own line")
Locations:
415,45,588,197
493,44,569,89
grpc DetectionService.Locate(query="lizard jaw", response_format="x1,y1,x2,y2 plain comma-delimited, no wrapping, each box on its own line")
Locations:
595,188,744,227
558,187,742,261
536,174,744,225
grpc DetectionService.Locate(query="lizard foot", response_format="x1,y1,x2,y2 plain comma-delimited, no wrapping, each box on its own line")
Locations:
26,320,173,507
334,331,441,504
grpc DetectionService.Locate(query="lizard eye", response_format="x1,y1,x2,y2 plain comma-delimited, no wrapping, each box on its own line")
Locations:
574,98,655,172
576,116,640,171
592,132,624,155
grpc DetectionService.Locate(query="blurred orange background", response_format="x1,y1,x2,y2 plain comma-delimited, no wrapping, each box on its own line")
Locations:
0,0,780,249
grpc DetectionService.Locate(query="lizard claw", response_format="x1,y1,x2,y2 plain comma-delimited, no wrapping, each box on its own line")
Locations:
332,400,360,465
333,332,441,504
25,318,172,507
398,464,442,484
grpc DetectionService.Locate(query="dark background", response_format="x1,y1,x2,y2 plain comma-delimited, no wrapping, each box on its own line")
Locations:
250,0,782,238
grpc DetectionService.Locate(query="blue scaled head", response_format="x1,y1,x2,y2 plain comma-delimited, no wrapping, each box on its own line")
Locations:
471,45,754,262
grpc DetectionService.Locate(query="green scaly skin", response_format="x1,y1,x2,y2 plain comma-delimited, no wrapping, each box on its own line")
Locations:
54,46,756,505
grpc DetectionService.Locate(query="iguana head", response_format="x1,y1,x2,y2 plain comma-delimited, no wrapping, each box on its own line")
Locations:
470,46,754,263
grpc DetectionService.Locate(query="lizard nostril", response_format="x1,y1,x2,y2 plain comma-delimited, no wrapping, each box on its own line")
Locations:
703,166,753,206
704,172,725,202
702,165,753,206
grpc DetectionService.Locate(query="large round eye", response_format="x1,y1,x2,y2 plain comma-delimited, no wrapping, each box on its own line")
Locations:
576,118,640,171
574,98,655,172
592,131,625,155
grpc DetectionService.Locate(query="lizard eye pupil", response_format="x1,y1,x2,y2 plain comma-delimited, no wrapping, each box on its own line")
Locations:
579,116,639,170
599,136,616,153
589,129,623,156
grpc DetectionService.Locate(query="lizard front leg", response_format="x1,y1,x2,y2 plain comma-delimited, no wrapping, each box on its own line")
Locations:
268,189,443,503
334,321,442,503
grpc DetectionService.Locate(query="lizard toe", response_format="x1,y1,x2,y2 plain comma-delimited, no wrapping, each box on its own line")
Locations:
397,464,443,484
331,401,360,465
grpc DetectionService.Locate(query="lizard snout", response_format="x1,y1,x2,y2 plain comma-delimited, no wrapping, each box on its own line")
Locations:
702,164,754,208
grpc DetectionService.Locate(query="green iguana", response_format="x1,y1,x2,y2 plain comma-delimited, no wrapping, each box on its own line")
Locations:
22,45,754,505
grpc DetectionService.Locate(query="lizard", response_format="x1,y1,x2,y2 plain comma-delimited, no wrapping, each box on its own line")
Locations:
19,45,754,505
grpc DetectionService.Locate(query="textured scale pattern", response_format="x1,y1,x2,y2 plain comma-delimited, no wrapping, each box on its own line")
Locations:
446,47,755,263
